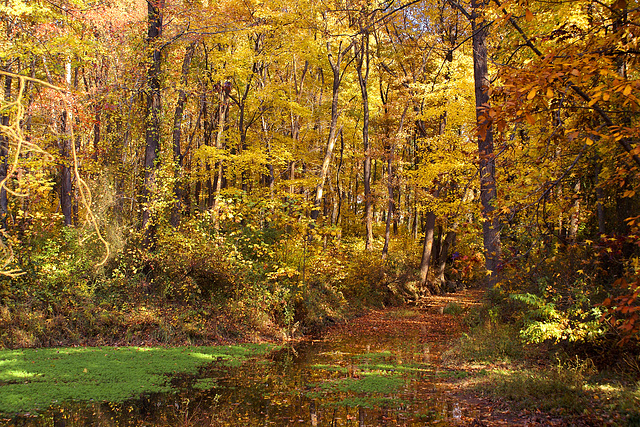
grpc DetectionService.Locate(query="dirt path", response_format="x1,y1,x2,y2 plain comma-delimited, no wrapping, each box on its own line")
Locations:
322,288,577,427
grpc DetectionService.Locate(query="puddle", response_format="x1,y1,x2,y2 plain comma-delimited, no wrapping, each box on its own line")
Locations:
2,315,463,426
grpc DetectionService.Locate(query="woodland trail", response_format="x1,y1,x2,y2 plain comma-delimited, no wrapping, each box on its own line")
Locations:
322,288,588,427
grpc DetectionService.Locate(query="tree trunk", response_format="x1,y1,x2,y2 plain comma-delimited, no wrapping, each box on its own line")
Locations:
419,211,436,292
333,129,345,226
382,105,407,259
595,161,606,234
203,97,214,208
311,41,350,222
569,181,581,241
170,42,196,227
290,59,308,195
355,34,373,250
212,82,229,226
0,68,10,230
60,61,73,226
471,0,501,287
381,153,393,259
435,231,456,289
142,0,163,248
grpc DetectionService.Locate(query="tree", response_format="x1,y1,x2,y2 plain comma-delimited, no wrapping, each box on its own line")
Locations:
354,24,373,250
311,38,354,222
448,0,502,287
142,0,164,248
170,41,197,227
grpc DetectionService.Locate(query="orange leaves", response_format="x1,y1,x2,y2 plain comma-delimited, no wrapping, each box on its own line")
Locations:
545,87,554,99
524,112,535,126
525,9,533,22
601,275,640,344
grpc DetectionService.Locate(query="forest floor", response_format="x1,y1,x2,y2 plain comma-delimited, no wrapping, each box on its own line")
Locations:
322,287,623,427
1,285,636,425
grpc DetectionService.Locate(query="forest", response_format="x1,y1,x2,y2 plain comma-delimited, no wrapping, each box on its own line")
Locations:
0,0,640,424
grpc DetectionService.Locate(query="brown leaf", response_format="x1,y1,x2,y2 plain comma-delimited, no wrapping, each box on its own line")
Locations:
525,9,533,21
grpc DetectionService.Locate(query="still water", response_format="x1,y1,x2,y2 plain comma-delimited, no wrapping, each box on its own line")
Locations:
4,314,463,426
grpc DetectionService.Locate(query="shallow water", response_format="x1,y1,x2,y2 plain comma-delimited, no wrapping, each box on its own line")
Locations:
2,317,462,426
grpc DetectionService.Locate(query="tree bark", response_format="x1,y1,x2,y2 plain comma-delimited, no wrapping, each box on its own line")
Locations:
170,42,196,227
0,68,10,230
595,161,605,234
142,0,163,248
382,105,407,259
211,82,229,225
60,61,73,226
381,153,393,259
419,211,437,292
471,0,501,287
311,41,351,222
333,129,345,226
435,230,456,288
355,34,373,250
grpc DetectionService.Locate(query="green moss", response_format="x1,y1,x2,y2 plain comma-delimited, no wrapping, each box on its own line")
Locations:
317,373,404,394
352,351,393,361
363,362,430,375
0,343,278,414
193,378,219,390
309,364,349,373
306,347,433,411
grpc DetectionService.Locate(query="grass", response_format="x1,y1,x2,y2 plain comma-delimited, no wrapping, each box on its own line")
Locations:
442,317,640,425
442,302,464,316
443,322,525,364
0,343,278,414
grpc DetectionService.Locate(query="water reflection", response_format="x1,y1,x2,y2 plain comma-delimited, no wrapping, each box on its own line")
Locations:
2,322,463,426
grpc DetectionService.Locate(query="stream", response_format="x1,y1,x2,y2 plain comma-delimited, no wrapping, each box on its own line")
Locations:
3,309,464,426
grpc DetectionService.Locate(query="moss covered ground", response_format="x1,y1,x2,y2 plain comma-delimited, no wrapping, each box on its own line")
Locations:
0,343,278,414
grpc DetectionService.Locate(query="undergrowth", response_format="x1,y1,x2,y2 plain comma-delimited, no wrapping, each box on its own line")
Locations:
0,193,425,349
442,298,640,425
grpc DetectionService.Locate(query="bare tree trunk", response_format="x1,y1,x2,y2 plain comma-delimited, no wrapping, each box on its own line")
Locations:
237,82,250,193
290,59,308,195
170,42,196,227
471,0,501,287
0,67,10,230
355,34,373,250
382,105,407,259
212,83,229,227
595,161,606,234
569,181,581,241
419,212,437,292
333,129,345,226
142,0,163,248
381,153,393,259
60,61,73,226
311,41,351,222
435,231,456,289
203,97,214,208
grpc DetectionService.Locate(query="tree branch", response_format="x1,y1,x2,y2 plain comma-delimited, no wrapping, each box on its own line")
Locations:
493,0,640,168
